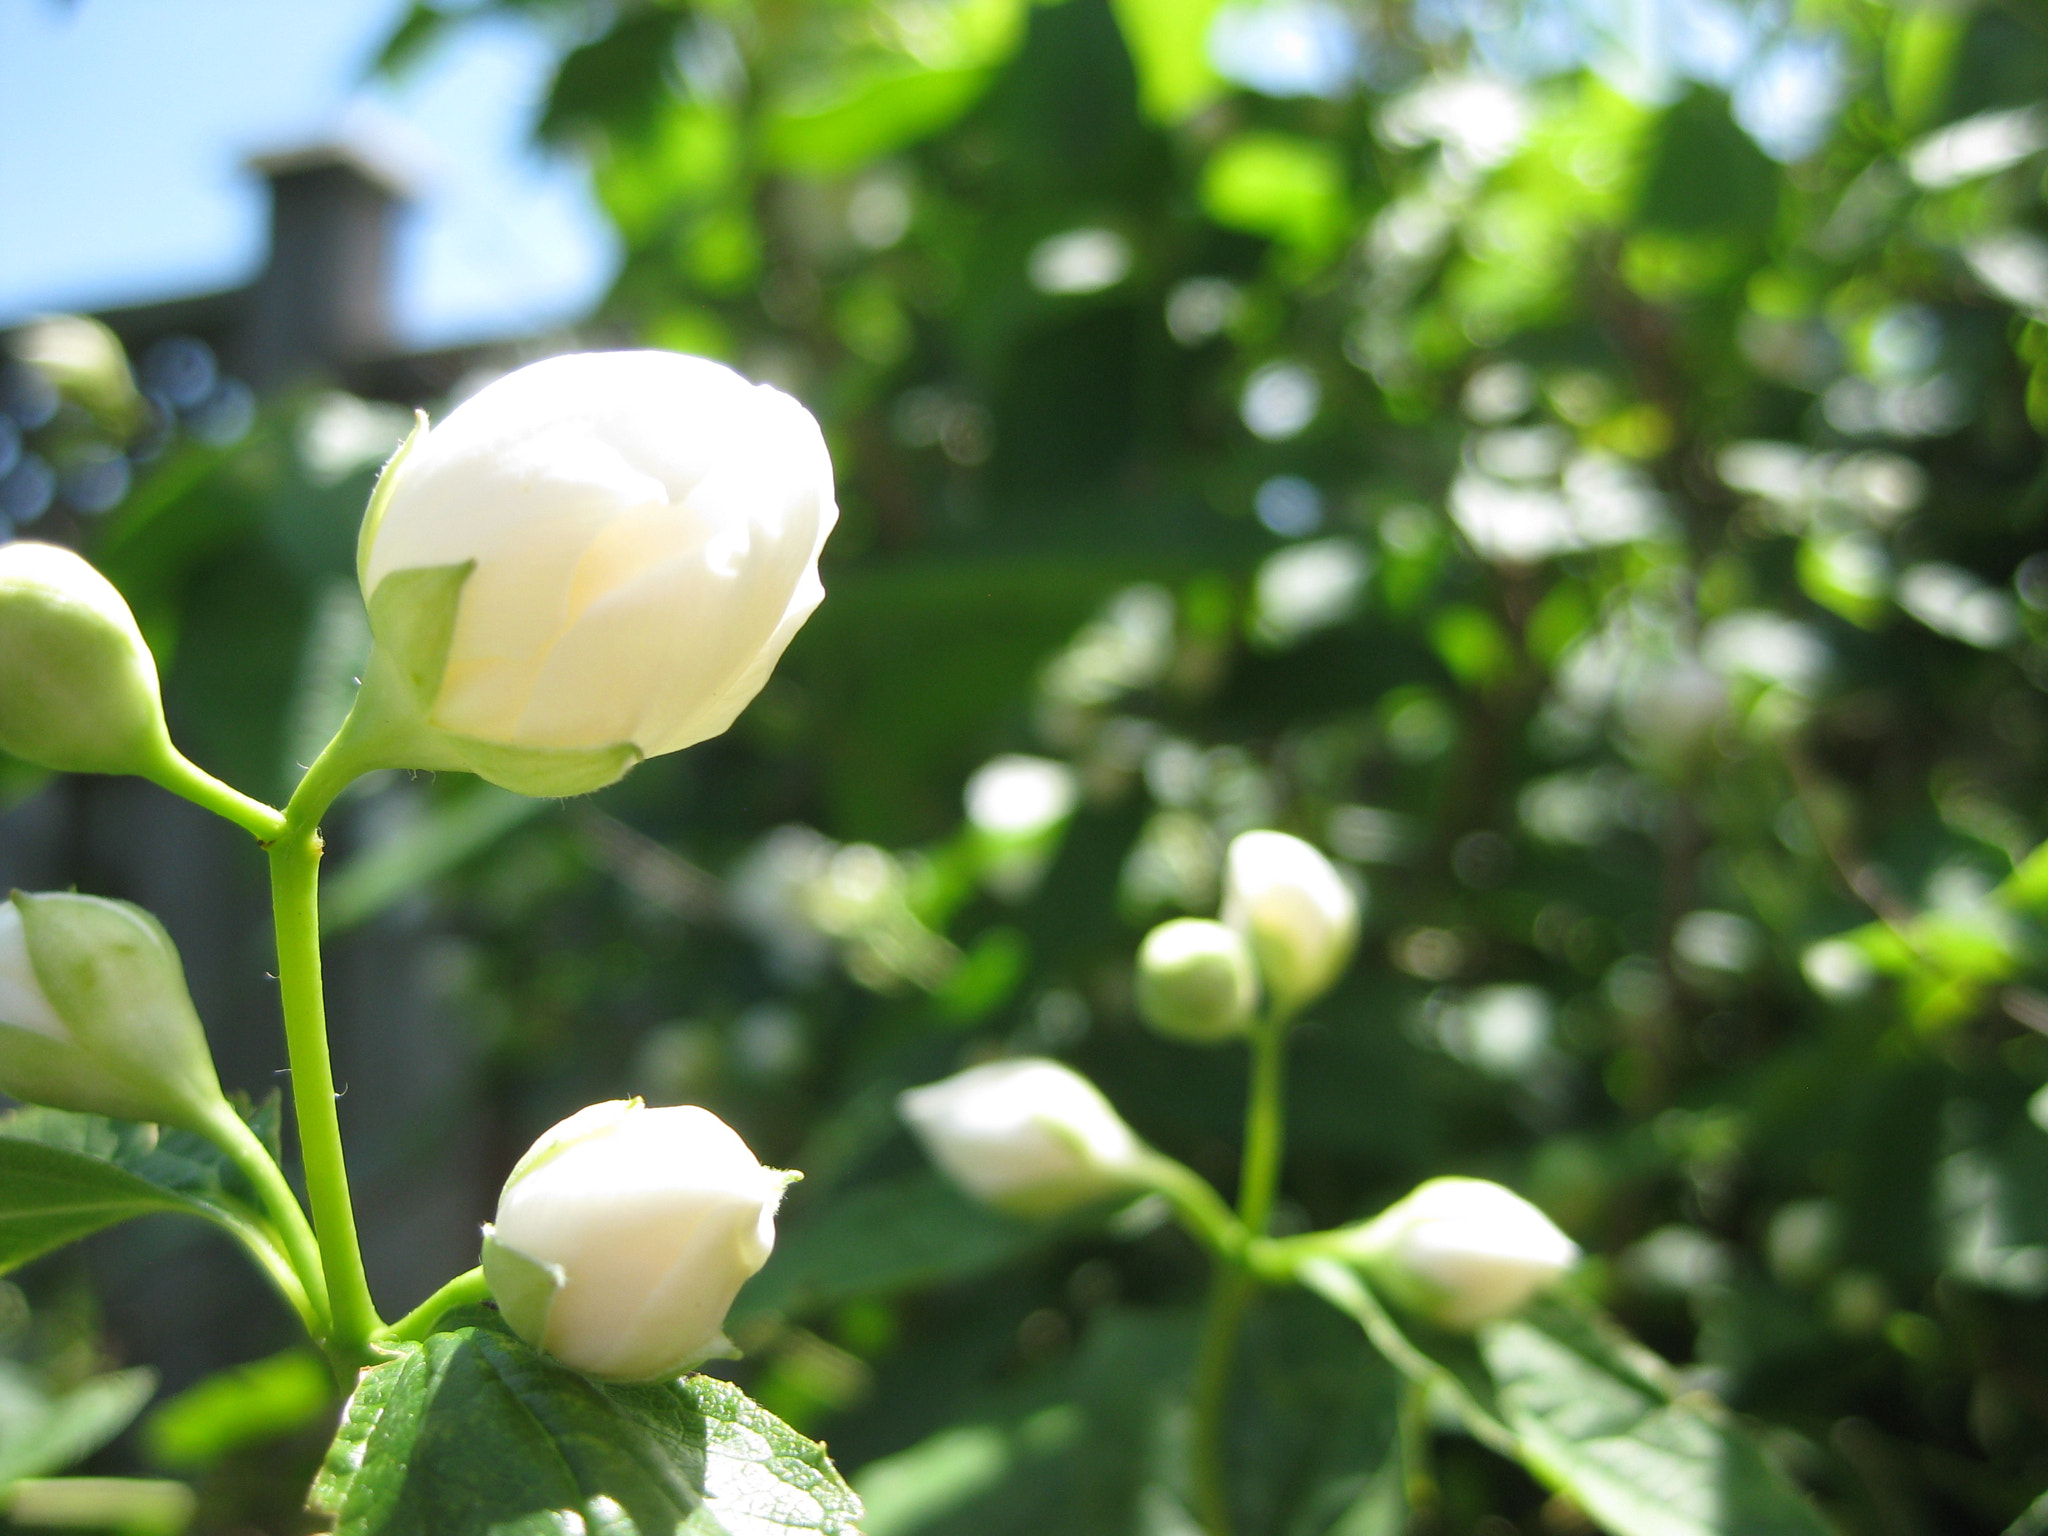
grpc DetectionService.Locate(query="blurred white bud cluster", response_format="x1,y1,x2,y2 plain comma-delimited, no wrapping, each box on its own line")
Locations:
1133,829,1360,1043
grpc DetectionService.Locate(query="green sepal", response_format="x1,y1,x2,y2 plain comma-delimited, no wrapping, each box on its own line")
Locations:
339,621,641,799
479,1226,565,1352
356,411,428,593
365,562,472,716
12,892,226,1133
0,1022,162,1127
349,560,641,798
440,734,640,799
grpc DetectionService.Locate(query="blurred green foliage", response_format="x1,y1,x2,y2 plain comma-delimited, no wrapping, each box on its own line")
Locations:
13,0,2048,1529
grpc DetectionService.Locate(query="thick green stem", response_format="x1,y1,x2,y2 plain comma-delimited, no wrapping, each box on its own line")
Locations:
197,1103,330,1335
145,751,286,842
1190,1265,1254,1536
1399,1376,1439,1518
380,1267,490,1346
270,729,385,1369
1235,1012,1291,1238
1190,1008,1294,1536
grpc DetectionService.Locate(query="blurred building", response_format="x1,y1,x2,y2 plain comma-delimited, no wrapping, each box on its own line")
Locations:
97,144,490,403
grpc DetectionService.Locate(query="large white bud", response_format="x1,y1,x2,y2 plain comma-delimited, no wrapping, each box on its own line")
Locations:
1339,1177,1580,1330
0,892,230,1133
357,352,837,796
1220,831,1359,1013
481,1100,796,1382
898,1057,1150,1218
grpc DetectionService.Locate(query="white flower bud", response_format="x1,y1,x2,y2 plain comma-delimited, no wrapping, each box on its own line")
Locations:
0,544,176,780
357,351,837,796
898,1058,1149,1218
1136,918,1258,1042
1220,831,1359,1012
1341,1177,1580,1330
0,892,229,1132
482,1099,796,1382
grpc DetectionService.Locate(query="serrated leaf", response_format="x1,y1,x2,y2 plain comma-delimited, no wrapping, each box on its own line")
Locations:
312,1309,861,1536
0,1103,284,1274
1482,1301,1831,1536
1299,1262,1830,1536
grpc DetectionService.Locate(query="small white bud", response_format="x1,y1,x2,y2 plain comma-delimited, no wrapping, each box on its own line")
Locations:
482,1100,796,1382
898,1058,1149,1218
356,352,837,796
1220,831,1359,1012
1340,1176,1580,1330
1136,918,1258,1042
0,892,229,1132
0,544,176,780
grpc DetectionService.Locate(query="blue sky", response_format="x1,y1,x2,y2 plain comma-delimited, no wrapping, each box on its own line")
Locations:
0,0,617,350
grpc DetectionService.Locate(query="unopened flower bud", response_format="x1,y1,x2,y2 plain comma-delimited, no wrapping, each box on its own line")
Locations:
356,351,837,797
898,1057,1149,1218
11,316,140,432
0,892,230,1132
0,544,176,779
1221,831,1359,1012
1339,1177,1579,1330
1136,918,1258,1042
482,1099,796,1382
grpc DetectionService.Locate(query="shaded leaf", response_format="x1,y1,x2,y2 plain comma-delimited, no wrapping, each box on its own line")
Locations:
0,1104,282,1274
733,1170,1047,1327
0,1361,158,1486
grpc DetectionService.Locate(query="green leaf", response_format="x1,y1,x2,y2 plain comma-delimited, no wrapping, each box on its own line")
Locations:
1201,132,1350,262
1481,1302,1830,1536
766,65,1000,176
142,1347,335,1472
1110,0,1228,124
311,1310,861,1536
1298,1262,1830,1536
0,1103,284,1276
0,1360,158,1486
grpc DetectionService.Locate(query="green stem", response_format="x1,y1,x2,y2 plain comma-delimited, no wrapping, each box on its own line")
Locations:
270,732,385,1371
1236,1010,1291,1237
197,1103,331,1335
1399,1376,1439,1519
1190,1265,1253,1536
145,751,286,842
1136,1154,1246,1261
1190,1007,1295,1536
379,1267,490,1346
